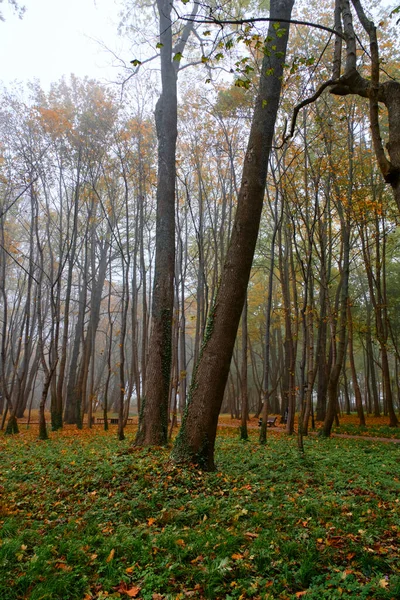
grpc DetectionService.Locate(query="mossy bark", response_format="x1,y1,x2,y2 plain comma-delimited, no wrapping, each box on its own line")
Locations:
5,414,19,435
135,0,179,447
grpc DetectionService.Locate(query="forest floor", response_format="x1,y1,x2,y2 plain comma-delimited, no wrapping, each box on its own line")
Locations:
217,415,400,444
1,418,400,600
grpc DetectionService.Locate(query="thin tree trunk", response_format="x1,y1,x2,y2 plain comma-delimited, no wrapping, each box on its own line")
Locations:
240,295,249,440
347,300,366,426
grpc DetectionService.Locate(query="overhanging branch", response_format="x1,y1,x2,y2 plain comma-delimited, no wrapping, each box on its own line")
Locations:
181,14,346,40
279,79,340,147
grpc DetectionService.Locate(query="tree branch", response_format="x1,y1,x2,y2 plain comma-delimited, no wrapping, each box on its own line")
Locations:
280,79,340,147
181,14,346,40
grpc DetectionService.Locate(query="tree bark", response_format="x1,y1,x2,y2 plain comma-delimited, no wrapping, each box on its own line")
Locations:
172,0,294,470
135,0,178,446
240,295,249,440
347,300,366,426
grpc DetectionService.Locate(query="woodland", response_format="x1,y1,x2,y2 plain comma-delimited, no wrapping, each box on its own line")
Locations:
1,0,400,596
1,0,400,453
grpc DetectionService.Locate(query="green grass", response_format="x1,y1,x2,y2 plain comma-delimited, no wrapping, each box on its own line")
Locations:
332,421,400,440
0,427,400,599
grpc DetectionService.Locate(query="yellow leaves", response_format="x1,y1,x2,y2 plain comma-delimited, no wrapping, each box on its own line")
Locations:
147,517,156,526
234,507,248,521
379,578,389,588
106,548,115,562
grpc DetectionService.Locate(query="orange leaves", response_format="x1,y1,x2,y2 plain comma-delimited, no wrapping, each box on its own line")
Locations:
125,586,141,597
116,582,141,597
244,531,258,539
55,561,72,571
35,106,73,137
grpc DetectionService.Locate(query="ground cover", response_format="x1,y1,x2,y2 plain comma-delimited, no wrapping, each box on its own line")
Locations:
0,425,399,599
330,416,400,440
218,414,400,440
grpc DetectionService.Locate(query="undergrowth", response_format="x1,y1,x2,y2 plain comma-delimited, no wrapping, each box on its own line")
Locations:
0,426,399,599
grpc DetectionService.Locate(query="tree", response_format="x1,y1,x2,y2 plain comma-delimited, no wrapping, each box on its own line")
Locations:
172,0,295,470
328,0,400,210
135,0,198,446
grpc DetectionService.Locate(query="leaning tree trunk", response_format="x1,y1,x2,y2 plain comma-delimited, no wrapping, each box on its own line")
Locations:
172,0,294,470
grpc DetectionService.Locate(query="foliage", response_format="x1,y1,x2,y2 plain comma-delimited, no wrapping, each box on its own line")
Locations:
1,426,400,599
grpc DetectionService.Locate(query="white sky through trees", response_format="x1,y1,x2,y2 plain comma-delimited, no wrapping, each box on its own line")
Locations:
0,0,128,89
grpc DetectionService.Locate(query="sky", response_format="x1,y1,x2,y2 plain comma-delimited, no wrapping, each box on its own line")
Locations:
0,0,130,90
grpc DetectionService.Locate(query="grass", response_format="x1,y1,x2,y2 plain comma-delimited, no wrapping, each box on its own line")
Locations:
331,416,400,440
0,424,400,599
219,413,400,440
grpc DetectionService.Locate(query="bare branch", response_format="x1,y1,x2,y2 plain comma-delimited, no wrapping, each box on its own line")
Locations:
0,178,38,220
280,79,340,147
181,13,346,40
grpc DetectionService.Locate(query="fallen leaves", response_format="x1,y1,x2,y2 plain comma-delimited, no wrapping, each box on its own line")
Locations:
125,586,141,597
116,583,141,597
106,548,115,563
244,531,258,539
2,424,400,600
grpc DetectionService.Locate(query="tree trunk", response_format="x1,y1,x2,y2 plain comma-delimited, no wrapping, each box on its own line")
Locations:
135,0,198,446
347,300,366,426
366,319,380,416
240,295,249,440
321,222,350,437
172,0,294,470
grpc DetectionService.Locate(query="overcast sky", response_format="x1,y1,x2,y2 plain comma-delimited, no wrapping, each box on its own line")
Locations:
0,0,130,89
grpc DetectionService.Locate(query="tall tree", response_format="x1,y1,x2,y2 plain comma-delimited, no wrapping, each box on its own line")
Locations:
135,0,198,446
172,0,295,470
